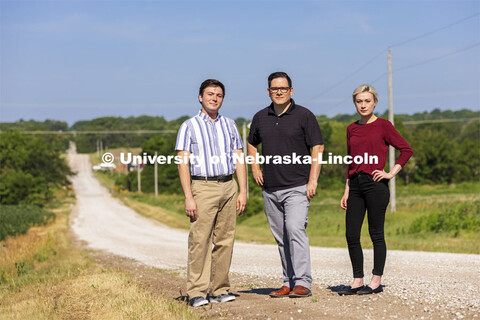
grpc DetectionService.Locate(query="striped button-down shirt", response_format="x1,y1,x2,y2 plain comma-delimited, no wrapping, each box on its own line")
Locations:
175,111,243,177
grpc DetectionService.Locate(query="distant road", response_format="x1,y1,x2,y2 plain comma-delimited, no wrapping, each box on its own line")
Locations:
68,145,480,319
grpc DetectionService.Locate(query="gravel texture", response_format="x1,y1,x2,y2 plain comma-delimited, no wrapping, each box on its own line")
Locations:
69,149,480,319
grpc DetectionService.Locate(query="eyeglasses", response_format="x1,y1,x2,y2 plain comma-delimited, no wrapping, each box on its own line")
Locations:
269,87,290,93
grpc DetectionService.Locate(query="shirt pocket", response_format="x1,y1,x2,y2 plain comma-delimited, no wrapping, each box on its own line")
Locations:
189,135,199,153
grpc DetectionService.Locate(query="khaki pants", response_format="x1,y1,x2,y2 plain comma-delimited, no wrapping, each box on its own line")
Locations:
187,179,238,298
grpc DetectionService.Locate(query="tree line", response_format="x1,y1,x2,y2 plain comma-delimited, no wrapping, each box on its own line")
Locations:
1,108,478,199
67,109,478,194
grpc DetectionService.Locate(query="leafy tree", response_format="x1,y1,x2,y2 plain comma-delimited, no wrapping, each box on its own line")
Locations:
0,131,72,205
457,120,480,179
410,128,457,184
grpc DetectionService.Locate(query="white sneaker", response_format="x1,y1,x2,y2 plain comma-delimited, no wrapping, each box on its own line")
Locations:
189,296,209,307
209,294,236,303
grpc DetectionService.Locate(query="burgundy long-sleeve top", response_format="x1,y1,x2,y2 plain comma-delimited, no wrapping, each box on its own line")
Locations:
347,117,413,179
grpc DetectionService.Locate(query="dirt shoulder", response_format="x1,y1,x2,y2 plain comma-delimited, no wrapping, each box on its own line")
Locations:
69,149,479,320
85,247,478,320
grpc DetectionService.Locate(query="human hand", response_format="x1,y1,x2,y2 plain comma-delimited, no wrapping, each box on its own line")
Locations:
306,180,318,200
252,169,264,186
185,196,198,221
340,193,348,210
236,192,247,215
372,169,394,182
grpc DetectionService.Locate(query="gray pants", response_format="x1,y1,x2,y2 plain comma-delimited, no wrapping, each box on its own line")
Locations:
262,185,312,289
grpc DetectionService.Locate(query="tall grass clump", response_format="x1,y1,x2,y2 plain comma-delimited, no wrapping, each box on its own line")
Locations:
409,201,480,236
0,205,55,241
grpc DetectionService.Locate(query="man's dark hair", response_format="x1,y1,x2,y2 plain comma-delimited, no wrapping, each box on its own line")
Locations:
268,72,292,88
199,79,225,96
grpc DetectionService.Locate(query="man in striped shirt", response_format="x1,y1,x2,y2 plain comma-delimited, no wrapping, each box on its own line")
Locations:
176,79,247,308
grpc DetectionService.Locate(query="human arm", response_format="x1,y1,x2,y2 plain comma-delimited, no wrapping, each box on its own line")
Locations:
340,179,350,210
247,142,263,186
177,150,198,221
304,110,324,200
234,149,247,215
246,114,264,187
341,126,351,209
385,121,414,168
372,121,414,182
307,144,324,200
372,164,402,182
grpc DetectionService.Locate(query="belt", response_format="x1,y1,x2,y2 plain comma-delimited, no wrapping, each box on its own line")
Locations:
350,172,371,180
191,175,233,182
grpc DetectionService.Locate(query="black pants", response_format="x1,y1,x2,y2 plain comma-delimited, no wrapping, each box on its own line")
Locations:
346,173,390,278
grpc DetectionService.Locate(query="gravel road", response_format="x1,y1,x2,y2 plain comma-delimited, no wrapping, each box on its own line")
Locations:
69,148,480,319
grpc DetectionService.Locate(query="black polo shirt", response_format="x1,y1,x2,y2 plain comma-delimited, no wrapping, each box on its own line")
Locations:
248,99,323,191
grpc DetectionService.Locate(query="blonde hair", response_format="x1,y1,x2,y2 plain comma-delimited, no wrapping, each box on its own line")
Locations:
352,84,378,103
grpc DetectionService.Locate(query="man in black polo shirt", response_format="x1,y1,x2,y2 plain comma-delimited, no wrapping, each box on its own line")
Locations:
247,71,324,298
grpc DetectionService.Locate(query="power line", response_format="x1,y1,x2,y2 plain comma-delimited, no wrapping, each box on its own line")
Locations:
368,72,388,85
390,12,480,48
394,42,480,72
306,12,480,110
345,42,480,95
313,67,390,112
305,49,386,103
329,97,351,110
365,42,480,83
306,13,479,107
313,42,479,113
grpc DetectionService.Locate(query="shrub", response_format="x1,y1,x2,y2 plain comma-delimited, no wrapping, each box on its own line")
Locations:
0,205,55,241
409,201,480,236
0,170,49,206
0,131,72,206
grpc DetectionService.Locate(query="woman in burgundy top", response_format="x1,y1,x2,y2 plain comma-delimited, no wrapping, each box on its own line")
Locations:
338,84,413,295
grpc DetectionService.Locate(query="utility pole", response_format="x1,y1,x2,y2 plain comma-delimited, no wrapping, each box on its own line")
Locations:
243,122,249,199
154,151,158,197
388,48,396,213
96,140,99,158
137,163,142,193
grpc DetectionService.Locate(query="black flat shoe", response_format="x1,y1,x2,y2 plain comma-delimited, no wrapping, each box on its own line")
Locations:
338,285,365,296
357,285,383,295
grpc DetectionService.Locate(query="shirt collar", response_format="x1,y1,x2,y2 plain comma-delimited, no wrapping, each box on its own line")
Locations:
267,98,296,116
197,110,222,123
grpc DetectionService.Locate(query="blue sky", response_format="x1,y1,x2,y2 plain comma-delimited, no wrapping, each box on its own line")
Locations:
1,0,479,125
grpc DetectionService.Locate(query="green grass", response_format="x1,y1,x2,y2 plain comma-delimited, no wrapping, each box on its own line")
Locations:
0,190,199,320
301,183,480,253
396,182,480,196
91,154,480,254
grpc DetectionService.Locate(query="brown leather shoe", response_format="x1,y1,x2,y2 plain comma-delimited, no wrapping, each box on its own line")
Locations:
269,286,291,298
289,285,312,298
